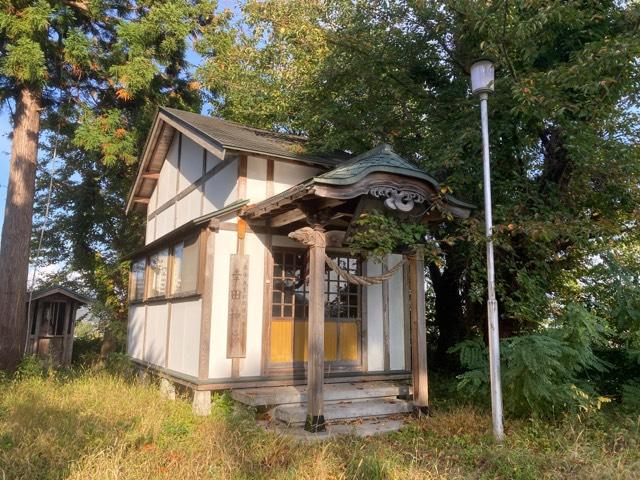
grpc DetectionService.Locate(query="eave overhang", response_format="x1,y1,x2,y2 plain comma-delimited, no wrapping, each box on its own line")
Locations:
242,144,475,227
123,199,250,260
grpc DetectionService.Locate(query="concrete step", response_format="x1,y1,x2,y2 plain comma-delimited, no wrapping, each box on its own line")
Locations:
274,398,413,425
232,381,411,407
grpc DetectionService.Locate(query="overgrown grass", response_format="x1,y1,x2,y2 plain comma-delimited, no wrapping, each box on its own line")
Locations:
1,368,639,479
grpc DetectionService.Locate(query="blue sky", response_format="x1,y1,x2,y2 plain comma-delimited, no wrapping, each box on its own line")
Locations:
0,109,10,232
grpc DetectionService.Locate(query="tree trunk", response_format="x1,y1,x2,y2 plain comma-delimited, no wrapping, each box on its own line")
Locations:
0,86,42,372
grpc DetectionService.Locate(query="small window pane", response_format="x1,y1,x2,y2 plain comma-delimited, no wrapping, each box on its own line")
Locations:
272,289,281,304
30,306,38,335
171,236,199,294
130,259,146,300
55,303,66,335
149,248,169,297
284,289,293,304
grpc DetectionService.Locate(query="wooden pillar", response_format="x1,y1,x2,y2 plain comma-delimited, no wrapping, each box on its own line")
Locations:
408,249,429,414
198,219,218,380
62,303,77,366
32,301,43,356
289,225,326,432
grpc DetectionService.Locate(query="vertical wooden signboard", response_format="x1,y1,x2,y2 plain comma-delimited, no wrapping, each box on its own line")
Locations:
227,254,249,358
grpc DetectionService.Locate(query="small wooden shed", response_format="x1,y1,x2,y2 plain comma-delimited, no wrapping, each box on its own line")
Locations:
25,286,89,366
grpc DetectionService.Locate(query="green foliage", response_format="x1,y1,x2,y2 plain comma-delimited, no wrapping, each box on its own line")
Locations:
349,211,461,265
104,352,136,379
1,37,47,83
621,381,640,411
13,356,46,381
74,109,139,166
349,211,428,257
452,304,611,417
15,0,225,354
72,334,103,365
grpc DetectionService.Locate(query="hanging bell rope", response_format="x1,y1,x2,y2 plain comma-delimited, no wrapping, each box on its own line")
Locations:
324,255,407,286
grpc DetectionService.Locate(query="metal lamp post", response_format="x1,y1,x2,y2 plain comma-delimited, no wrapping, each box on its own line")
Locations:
470,59,505,442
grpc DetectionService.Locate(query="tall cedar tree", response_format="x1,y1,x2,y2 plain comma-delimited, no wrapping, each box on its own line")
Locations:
199,0,640,368
0,0,224,370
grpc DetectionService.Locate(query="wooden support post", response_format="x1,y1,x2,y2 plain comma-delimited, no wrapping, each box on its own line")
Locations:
31,301,43,356
62,303,76,366
408,249,429,415
289,225,327,433
198,220,218,380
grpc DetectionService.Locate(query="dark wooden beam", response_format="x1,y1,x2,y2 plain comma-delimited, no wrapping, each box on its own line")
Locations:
270,208,306,228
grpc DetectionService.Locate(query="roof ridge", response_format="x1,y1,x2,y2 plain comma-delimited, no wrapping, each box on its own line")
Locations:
318,142,422,175
160,107,309,143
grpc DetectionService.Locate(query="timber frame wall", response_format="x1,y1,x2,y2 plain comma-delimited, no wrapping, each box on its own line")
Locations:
127,129,414,388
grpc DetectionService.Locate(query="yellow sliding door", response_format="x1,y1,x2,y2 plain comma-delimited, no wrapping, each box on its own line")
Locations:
269,249,361,368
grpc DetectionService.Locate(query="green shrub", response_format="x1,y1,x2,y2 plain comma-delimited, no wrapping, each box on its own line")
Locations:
71,335,103,365
13,356,47,380
621,381,640,411
451,304,610,417
104,352,136,379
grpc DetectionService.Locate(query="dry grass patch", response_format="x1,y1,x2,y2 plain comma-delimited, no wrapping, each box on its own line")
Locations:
1,370,639,479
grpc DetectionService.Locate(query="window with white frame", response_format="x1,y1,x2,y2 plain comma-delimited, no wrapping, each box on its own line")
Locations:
130,258,146,301
148,248,169,298
171,235,200,295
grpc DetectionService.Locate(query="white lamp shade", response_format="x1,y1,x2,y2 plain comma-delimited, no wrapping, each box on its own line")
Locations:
470,60,495,95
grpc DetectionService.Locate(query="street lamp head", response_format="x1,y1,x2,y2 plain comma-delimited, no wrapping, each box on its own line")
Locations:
470,59,495,96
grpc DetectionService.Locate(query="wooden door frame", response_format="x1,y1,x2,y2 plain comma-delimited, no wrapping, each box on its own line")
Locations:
261,244,366,376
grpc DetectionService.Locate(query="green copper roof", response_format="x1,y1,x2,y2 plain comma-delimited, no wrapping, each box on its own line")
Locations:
314,144,474,209
314,143,440,186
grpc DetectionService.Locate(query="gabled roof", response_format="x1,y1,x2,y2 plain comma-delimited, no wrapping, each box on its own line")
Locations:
27,286,91,305
160,108,342,167
126,108,345,214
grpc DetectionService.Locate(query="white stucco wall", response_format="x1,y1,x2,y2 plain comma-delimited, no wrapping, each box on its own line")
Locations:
273,160,320,195
127,304,146,360
202,159,238,215
156,136,179,206
387,253,406,370
240,232,267,377
246,155,268,204
144,303,169,366
208,229,236,378
178,136,203,191
167,299,202,377
365,255,406,372
366,260,385,371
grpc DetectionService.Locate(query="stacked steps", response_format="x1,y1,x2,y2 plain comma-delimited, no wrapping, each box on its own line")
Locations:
275,398,412,425
232,381,413,426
